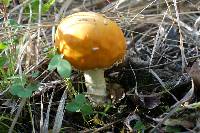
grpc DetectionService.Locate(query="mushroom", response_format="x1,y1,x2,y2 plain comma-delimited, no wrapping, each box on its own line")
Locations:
55,12,126,104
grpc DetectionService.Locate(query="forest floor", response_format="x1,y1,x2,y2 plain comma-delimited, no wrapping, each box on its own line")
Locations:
1,0,200,132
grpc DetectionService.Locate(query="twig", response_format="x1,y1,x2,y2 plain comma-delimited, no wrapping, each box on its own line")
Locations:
42,89,55,133
130,0,157,22
149,69,178,102
173,0,187,71
36,0,42,65
52,89,68,133
8,98,27,133
40,94,44,133
149,9,168,66
17,6,24,24
28,101,36,133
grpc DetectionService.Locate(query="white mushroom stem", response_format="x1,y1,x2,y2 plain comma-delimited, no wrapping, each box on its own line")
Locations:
84,69,107,104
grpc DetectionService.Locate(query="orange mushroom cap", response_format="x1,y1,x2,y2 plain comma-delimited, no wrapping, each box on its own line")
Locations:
55,12,126,70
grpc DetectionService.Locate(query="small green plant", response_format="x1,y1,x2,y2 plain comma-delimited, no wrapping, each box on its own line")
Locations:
0,19,20,50
0,42,7,50
0,19,22,91
0,0,11,7
134,120,146,133
24,0,56,20
66,94,93,116
9,76,39,98
48,54,72,78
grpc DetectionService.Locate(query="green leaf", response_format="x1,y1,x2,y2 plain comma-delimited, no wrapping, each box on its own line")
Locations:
66,102,81,112
80,104,93,115
66,94,86,112
0,0,11,7
29,0,39,14
23,0,39,20
10,84,23,96
43,0,56,13
48,54,61,71
14,77,26,87
24,0,55,20
134,121,145,131
10,82,38,98
57,60,71,78
48,54,71,78
0,42,7,50
9,76,39,98
74,94,87,105
10,83,32,98
0,56,7,68
65,94,93,115
16,87,33,98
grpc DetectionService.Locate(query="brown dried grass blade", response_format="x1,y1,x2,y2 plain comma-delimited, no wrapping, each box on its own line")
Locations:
188,60,200,89
52,89,67,133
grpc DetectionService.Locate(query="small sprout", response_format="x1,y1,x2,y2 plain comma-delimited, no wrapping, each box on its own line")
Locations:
10,76,39,98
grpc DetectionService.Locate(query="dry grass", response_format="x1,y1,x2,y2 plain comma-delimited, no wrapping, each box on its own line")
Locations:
1,0,200,132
